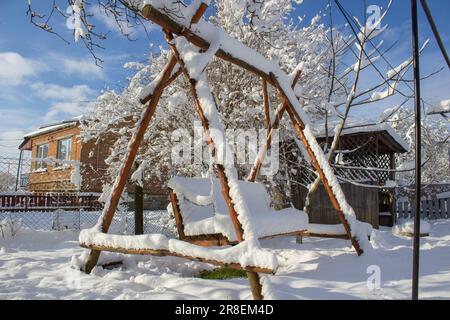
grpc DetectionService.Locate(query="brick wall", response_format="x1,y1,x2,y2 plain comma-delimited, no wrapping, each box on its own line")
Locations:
29,123,167,196
29,126,82,192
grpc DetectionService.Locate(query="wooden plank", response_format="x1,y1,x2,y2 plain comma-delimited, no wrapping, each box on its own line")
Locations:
303,232,350,240
437,199,443,219
79,243,273,274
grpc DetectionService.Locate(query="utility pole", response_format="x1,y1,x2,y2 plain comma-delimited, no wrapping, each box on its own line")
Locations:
411,0,422,301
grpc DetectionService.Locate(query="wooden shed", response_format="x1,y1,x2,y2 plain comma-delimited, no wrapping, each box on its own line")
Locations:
291,121,408,228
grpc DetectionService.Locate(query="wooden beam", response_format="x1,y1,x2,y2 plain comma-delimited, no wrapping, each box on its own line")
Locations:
165,31,244,243
141,4,276,86
280,97,363,256
84,56,178,274
80,243,273,274
247,69,301,182
168,189,186,240
262,79,270,134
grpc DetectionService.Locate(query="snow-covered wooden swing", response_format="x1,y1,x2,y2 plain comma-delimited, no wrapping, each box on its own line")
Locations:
168,177,309,246
79,0,370,300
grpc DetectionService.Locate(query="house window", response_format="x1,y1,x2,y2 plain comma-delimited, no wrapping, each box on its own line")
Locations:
56,137,72,166
36,143,48,170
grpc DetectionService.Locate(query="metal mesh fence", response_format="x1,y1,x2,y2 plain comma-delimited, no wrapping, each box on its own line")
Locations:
0,156,31,193
0,209,177,238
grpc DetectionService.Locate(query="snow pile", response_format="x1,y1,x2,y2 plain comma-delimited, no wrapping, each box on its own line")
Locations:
168,176,212,206
393,219,431,236
3,220,450,299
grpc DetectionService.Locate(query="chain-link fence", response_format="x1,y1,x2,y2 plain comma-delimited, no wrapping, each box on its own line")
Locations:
0,209,177,238
0,156,30,193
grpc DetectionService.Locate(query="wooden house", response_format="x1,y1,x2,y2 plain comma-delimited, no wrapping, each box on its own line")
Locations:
18,119,167,209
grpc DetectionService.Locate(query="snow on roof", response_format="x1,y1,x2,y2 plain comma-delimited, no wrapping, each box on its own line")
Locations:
24,120,79,139
313,117,409,152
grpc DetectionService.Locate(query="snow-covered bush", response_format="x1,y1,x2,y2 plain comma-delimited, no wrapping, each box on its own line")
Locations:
0,217,22,239
393,219,431,236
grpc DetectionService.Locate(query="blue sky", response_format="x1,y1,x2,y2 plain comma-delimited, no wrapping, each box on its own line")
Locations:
0,0,449,157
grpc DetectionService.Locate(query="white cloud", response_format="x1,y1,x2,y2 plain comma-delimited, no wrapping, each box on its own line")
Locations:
31,82,95,102
0,52,47,86
56,56,105,79
30,82,97,123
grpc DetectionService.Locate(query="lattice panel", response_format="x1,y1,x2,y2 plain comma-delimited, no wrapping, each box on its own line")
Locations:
298,133,394,187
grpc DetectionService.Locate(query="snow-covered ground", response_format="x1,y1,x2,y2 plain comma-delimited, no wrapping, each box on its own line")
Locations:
1,219,449,300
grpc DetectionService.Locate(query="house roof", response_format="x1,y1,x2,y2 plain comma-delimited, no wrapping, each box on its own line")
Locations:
18,118,80,151
313,117,408,154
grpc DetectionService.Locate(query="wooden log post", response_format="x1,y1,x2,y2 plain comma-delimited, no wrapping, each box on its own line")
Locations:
269,73,363,255
84,56,178,274
165,31,263,300
134,163,144,235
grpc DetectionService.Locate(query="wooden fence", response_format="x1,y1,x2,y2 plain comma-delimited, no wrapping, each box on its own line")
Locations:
0,194,102,211
397,197,450,220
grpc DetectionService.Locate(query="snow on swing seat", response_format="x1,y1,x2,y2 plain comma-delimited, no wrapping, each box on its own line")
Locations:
168,176,309,242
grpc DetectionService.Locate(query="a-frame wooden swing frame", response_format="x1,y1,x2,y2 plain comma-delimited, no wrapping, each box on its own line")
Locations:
81,2,364,300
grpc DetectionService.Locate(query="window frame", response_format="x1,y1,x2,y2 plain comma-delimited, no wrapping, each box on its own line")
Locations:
56,137,72,167
36,143,49,170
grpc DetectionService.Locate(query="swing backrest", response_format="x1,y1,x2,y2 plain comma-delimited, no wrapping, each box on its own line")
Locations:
168,176,273,241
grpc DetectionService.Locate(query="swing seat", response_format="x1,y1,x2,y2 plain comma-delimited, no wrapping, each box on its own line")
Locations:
168,176,309,245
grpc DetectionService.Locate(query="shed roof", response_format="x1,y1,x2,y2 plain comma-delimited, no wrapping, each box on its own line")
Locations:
313,118,408,154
